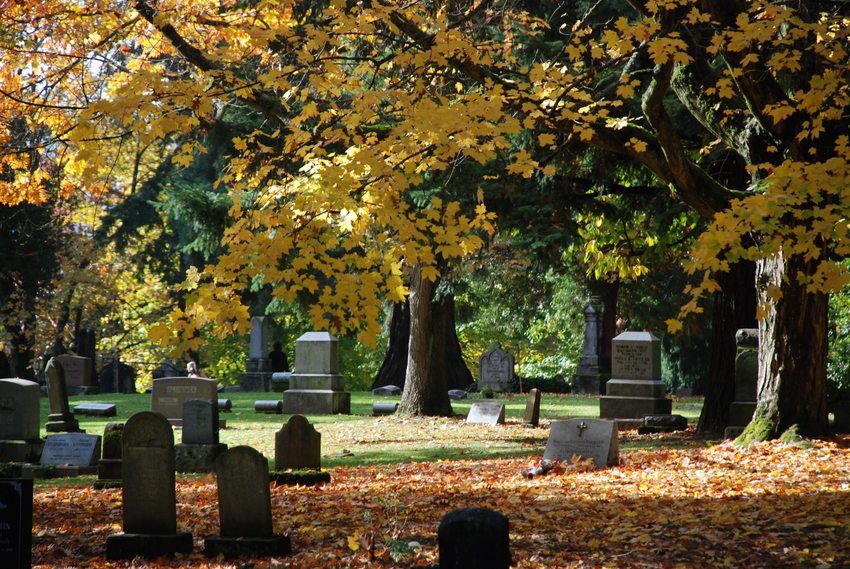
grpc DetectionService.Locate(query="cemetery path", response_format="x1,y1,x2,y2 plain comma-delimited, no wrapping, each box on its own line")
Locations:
32,436,850,567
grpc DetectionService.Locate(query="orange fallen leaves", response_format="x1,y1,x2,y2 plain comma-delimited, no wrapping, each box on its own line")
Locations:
33,437,850,567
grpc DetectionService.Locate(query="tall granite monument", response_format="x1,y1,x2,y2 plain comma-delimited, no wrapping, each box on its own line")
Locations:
599,331,672,419
281,332,351,415
572,297,610,394
240,316,273,392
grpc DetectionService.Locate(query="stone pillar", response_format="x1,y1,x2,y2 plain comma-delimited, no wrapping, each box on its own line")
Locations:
724,328,758,438
281,332,351,415
240,316,273,392
599,331,672,419
572,297,610,394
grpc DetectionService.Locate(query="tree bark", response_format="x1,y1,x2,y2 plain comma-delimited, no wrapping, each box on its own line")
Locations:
372,301,410,389
739,254,829,441
398,266,453,416
697,260,757,433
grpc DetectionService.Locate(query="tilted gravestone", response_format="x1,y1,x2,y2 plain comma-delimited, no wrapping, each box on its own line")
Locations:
466,401,506,425
438,507,511,569
240,316,274,392
478,344,514,393
204,446,291,558
599,331,672,419
0,378,43,462
151,376,217,425
543,419,618,468
282,332,351,415
44,358,82,433
0,478,33,569
175,400,227,473
40,433,101,467
274,415,321,471
523,388,541,427
95,423,123,489
106,412,192,559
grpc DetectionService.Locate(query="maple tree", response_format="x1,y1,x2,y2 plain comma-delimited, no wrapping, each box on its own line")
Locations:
2,0,848,433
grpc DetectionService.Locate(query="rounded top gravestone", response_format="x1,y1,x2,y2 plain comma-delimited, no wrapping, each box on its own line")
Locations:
215,446,273,538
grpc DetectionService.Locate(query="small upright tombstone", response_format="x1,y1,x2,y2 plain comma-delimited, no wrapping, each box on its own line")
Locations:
523,388,541,427
478,344,514,392
438,507,511,569
106,412,192,559
274,415,321,471
240,316,273,391
282,332,351,414
466,401,506,425
725,328,758,438
0,478,33,569
599,331,672,419
204,446,291,558
94,423,123,489
543,419,618,468
44,358,82,433
0,378,44,462
572,297,610,394
175,399,227,473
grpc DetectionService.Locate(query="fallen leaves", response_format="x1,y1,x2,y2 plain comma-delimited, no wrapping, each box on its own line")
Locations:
32,437,850,567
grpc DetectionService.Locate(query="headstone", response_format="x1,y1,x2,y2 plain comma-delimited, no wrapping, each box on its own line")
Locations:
240,316,273,391
40,433,101,466
105,412,193,559
543,419,618,468
599,332,672,419
523,388,541,427
150,376,217,425
372,385,402,396
438,507,510,569
373,402,398,415
274,415,321,471
254,400,283,413
478,344,514,393
203,446,291,558
55,354,96,392
44,358,82,433
175,400,226,473
725,328,758,438
73,402,117,417
466,401,506,425
0,479,33,569
282,332,351,415
0,379,43,463
95,423,123,488
572,297,610,394
638,414,688,434
98,360,136,394
447,389,468,400
271,371,291,392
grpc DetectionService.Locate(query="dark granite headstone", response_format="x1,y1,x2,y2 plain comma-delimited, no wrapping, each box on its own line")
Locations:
572,297,610,394
372,385,401,396
0,479,32,569
523,388,541,427
438,507,510,569
274,415,321,471
175,400,226,473
105,411,192,559
372,402,398,415
73,403,117,417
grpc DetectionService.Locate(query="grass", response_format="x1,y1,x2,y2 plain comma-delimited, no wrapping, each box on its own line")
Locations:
40,391,706,485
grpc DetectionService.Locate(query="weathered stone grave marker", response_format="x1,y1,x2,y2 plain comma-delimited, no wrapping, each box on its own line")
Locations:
448,389,468,400
0,378,43,462
204,446,291,558
572,297,610,394
105,412,192,559
466,401,506,425
94,423,123,489
151,376,217,425
725,328,758,438
543,419,618,468
274,414,321,471
282,331,351,414
478,344,514,392
45,358,82,433
175,399,227,473
372,385,401,396
40,433,101,467
0,478,33,569
523,388,541,427
55,354,97,394
599,331,672,419
438,507,511,569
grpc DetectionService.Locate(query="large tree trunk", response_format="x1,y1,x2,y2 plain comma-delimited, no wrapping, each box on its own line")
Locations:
697,260,757,433
738,254,829,442
398,266,453,416
372,301,410,389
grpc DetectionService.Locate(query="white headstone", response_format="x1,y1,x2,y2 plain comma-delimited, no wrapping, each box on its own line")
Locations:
478,345,514,392
543,419,618,468
466,401,506,425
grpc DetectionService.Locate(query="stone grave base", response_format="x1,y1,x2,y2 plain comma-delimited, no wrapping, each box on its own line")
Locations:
106,532,193,560
728,401,756,426
175,443,227,473
599,396,672,419
282,390,350,415
45,413,82,433
204,535,291,558
572,373,607,395
270,470,331,486
0,439,44,462
240,371,272,392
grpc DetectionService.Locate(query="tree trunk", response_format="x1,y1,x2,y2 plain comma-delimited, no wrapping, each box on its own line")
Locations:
372,301,410,389
398,266,453,416
738,254,829,442
697,260,757,433
4,301,36,380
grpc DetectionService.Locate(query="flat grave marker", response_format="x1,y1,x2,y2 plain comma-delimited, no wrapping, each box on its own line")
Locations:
466,401,506,425
40,433,101,466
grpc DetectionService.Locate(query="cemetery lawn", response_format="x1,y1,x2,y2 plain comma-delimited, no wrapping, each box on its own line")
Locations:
34,394,850,567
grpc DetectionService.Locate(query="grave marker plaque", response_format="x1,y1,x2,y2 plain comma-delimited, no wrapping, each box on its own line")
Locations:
543,419,618,468
40,433,101,466
466,401,506,425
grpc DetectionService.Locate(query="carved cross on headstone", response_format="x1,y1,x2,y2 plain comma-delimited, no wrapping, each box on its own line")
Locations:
577,421,588,438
